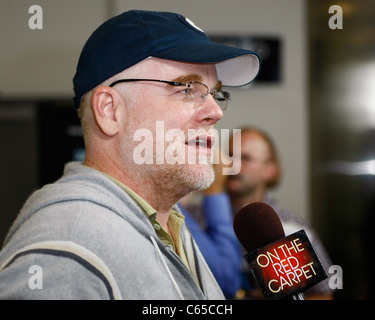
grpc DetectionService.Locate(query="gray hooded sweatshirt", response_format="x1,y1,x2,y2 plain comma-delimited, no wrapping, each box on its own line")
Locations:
0,162,224,300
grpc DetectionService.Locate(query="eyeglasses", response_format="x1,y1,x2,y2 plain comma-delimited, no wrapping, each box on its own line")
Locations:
109,79,231,111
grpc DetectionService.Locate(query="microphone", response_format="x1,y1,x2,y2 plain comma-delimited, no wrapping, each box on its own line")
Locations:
233,202,327,300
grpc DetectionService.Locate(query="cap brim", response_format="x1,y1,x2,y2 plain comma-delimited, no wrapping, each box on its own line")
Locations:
153,42,261,87
216,54,260,87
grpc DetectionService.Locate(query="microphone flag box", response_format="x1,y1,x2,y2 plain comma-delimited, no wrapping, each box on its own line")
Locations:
244,229,327,300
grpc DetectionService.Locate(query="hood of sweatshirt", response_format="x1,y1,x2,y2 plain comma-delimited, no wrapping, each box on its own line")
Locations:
0,162,224,300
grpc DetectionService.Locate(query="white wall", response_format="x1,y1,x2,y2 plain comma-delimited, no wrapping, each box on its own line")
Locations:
0,0,108,97
0,0,309,220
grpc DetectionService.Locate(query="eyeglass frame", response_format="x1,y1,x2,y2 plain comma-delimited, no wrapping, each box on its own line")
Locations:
108,78,231,110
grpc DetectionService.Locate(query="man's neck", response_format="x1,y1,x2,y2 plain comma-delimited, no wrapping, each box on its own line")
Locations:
84,155,180,230
230,189,266,214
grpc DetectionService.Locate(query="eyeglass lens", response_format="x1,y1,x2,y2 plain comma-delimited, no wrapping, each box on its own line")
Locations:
187,82,229,111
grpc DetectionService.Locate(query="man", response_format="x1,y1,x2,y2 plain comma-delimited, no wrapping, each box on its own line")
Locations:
0,10,260,299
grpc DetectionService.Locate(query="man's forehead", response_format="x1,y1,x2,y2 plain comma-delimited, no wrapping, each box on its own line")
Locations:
111,57,220,89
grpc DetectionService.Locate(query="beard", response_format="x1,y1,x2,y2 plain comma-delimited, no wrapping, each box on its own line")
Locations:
159,130,216,193
175,162,215,192
144,161,215,197
120,128,215,198
144,124,216,194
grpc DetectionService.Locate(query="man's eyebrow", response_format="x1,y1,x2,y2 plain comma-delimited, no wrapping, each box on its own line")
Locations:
215,81,223,90
172,74,203,83
172,74,222,89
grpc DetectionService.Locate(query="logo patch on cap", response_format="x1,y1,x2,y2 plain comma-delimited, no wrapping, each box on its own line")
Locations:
185,17,204,33
178,14,205,34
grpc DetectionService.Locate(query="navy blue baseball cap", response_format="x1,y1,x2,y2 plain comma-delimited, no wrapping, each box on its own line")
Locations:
73,10,261,108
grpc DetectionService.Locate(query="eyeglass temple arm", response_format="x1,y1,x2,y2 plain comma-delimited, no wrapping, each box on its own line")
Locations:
109,79,187,88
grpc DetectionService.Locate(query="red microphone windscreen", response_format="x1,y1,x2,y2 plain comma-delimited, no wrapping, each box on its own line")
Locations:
233,202,285,253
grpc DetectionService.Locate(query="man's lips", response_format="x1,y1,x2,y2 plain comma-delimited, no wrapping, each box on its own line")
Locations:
185,135,215,149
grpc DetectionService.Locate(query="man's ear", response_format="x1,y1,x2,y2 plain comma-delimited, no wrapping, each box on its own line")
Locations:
264,161,280,187
264,161,278,182
91,86,121,136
